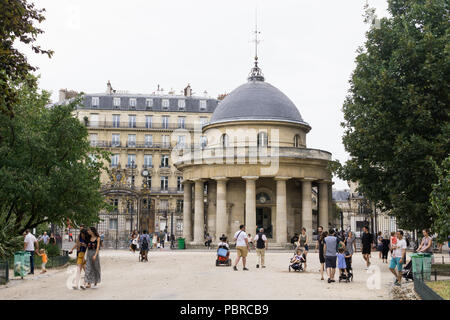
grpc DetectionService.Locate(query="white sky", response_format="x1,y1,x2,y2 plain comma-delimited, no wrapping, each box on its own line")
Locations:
26,0,390,189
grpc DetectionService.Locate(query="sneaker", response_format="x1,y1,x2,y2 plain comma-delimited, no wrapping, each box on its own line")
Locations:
330,279,336,283
243,268,249,271
256,264,259,268
394,282,401,287
233,266,238,271
327,278,331,283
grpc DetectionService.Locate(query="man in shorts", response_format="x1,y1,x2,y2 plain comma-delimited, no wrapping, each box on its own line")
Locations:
233,224,250,271
361,226,374,269
389,230,407,286
323,229,338,283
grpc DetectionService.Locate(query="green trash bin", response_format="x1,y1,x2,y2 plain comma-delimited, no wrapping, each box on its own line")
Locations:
178,238,185,250
411,253,432,281
14,251,31,278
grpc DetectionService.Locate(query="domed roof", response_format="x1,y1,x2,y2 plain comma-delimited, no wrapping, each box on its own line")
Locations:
209,74,309,127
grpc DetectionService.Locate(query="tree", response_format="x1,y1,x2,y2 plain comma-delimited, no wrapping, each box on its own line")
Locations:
0,77,109,243
0,0,53,118
429,157,450,244
334,0,450,230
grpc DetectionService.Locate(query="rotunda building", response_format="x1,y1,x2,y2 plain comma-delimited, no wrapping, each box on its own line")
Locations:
174,62,332,247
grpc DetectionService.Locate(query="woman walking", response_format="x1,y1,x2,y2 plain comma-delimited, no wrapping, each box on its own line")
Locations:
84,227,101,289
317,231,328,280
381,234,390,263
69,228,88,289
377,231,383,259
344,231,356,271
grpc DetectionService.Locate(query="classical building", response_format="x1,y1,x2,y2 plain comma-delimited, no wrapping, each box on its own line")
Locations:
65,83,219,248
174,60,333,247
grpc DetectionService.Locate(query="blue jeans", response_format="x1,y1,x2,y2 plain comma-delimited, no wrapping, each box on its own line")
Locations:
27,251,35,274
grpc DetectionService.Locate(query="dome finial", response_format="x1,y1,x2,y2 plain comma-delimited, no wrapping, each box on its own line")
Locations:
248,7,265,82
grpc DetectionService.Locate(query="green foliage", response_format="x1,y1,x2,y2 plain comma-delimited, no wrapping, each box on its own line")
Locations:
429,157,450,243
0,0,53,117
0,77,109,244
0,214,22,259
335,0,450,230
39,243,60,257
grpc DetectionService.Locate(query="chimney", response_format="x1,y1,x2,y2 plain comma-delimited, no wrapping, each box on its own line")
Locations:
184,84,192,97
58,89,67,102
106,80,114,94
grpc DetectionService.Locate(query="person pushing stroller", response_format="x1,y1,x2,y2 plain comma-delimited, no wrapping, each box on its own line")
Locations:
289,248,306,272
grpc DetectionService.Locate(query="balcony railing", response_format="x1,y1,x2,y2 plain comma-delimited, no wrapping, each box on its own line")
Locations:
91,141,173,149
84,121,199,130
125,164,137,169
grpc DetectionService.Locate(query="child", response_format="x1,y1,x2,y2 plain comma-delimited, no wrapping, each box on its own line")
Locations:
390,231,397,256
290,248,306,271
337,247,348,279
37,249,48,274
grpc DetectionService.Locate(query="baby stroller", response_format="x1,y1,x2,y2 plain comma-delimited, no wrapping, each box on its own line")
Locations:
289,254,305,272
402,260,414,281
339,269,353,282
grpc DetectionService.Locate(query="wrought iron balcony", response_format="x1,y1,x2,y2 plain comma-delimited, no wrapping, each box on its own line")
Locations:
84,121,198,131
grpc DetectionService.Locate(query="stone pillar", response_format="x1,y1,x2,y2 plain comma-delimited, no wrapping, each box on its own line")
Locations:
193,179,205,244
182,181,192,241
243,176,258,236
207,181,217,241
301,178,314,243
319,181,329,231
275,177,290,245
214,177,228,241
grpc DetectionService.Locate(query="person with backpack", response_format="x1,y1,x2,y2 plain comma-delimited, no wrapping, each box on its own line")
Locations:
253,228,268,268
139,230,151,261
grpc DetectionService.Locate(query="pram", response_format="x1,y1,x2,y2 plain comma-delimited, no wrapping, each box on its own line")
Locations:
402,260,414,281
339,254,353,282
216,245,232,266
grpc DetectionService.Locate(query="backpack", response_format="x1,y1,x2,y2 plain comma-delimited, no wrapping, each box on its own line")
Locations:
141,236,149,250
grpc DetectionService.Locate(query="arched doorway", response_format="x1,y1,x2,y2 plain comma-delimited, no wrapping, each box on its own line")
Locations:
256,192,273,238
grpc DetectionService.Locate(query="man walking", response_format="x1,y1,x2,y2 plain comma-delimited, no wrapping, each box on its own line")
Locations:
361,226,374,269
323,229,338,283
23,229,39,275
389,230,407,286
39,232,49,245
233,225,250,271
254,228,268,268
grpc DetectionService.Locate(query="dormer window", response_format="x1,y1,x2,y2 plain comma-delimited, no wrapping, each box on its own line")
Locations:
92,97,99,107
113,97,121,107
162,99,170,109
199,100,207,111
129,98,136,108
146,98,153,108
178,99,185,110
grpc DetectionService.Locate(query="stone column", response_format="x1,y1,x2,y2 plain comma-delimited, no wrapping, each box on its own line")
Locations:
193,179,205,244
207,181,217,241
275,177,290,245
214,177,228,241
182,181,192,241
319,181,329,231
301,178,314,243
243,176,258,236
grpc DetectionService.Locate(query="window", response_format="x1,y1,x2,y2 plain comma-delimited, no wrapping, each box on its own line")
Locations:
90,114,99,127
109,218,118,230
257,131,268,147
145,115,152,128
162,135,170,148
92,97,99,107
176,200,183,212
89,133,98,146
110,198,119,211
201,136,207,148
162,116,169,129
160,176,169,191
111,154,119,167
144,155,153,167
112,114,120,128
199,100,207,110
128,115,136,128
127,154,136,167
144,134,153,147
129,98,136,107
200,117,208,126
162,99,170,109
178,99,185,110
177,176,183,191
128,134,136,147
221,134,229,148
113,97,121,107
146,98,153,108
144,175,151,188
159,218,167,232
112,134,120,147
160,155,169,167
178,117,185,129
294,135,301,148
177,135,186,148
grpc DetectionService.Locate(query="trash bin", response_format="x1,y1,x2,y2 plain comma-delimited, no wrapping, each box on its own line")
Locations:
14,251,31,278
178,238,185,250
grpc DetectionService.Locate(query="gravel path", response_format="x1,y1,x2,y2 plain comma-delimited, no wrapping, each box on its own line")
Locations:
0,249,399,300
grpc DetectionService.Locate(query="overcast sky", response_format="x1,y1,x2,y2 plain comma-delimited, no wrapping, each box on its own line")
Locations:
26,0,390,189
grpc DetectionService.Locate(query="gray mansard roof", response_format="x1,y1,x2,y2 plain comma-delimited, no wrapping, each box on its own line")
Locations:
209,79,309,126
78,93,218,113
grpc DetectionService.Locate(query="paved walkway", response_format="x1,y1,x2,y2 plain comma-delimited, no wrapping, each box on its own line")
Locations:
0,250,432,300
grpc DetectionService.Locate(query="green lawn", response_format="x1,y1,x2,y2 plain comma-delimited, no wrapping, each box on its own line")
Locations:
426,281,450,300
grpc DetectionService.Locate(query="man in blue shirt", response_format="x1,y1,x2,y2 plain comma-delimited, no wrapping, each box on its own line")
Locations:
323,229,338,283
